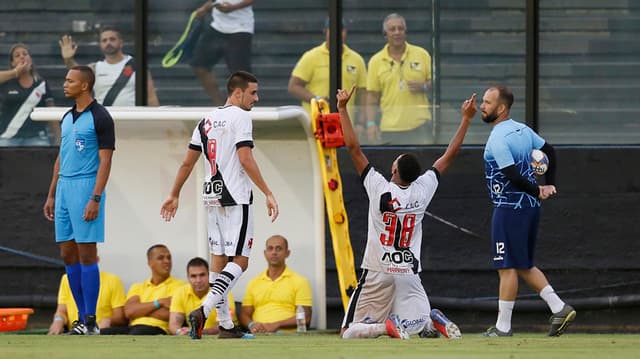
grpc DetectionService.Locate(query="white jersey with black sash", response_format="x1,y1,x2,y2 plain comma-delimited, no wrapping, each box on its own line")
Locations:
189,105,254,207
94,55,135,106
360,164,440,275
0,77,52,139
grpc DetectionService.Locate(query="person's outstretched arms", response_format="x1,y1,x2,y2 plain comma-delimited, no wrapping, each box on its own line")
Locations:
432,93,476,174
337,85,369,175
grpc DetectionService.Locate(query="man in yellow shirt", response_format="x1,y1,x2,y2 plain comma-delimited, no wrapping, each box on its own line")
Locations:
366,13,433,145
122,244,185,335
47,271,126,335
239,235,312,333
288,18,367,137
169,257,237,336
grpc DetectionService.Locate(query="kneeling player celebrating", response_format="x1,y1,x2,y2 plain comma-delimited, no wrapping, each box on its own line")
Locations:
337,86,476,339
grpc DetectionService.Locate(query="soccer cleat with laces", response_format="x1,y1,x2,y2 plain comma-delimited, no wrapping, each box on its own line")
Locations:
483,326,513,337
385,314,410,340
430,309,461,339
218,325,254,339
188,306,206,339
548,304,576,337
68,320,87,335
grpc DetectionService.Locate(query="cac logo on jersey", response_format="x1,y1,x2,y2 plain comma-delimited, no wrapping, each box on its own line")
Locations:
75,138,85,152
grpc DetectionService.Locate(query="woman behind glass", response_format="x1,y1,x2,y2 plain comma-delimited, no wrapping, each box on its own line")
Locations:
0,43,56,146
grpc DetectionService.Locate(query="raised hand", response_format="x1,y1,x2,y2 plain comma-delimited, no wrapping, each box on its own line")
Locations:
461,93,477,120
337,85,356,110
59,35,78,60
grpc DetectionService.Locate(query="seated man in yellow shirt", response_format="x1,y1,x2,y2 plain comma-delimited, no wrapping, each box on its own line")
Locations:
47,270,127,335
239,235,312,333
120,244,186,335
169,257,237,336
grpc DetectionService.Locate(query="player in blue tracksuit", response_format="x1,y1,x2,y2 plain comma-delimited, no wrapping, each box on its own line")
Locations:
480,85,575,338
43,65,115,335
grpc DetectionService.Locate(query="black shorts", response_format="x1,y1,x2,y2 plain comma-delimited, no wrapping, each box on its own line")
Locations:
190,25,252,72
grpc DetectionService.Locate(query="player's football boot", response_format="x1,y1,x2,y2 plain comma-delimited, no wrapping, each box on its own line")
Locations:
85,315,100,335
218,325,254,339
385,314,410,339
430,309,461,339
188,306,206,339
68,320,87,335
548,304,576,337
483,326,513,337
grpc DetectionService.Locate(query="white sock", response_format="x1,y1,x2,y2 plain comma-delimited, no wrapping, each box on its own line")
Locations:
216,297,234,329
496,300,515,333
342,323,386,339
540,285,565,314
209,271,219,287
202,262,243,317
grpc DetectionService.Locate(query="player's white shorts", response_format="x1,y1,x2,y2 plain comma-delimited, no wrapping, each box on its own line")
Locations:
207,204,254,257
392,274,431,335
341,270,395,328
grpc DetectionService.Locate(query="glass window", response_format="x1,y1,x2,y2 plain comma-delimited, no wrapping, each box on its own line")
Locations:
0,0,135,146
539,0,640,144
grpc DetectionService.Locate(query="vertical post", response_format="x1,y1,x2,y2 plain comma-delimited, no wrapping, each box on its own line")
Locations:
525,0,539,130
134,0,148,106
431,0,441,142
329,0,342,112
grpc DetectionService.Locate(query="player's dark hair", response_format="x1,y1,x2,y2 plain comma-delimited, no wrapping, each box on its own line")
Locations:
227,70,258,95
99,25,123,39
187,257,209,271
146,244,168,259
492,85,514,110
70,65,95,90
397,153,421,184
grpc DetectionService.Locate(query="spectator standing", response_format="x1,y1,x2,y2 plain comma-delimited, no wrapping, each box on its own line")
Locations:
288,18,367,137
191,0,255,104
59,26,159,106
0,43,57,146
366,13,432,145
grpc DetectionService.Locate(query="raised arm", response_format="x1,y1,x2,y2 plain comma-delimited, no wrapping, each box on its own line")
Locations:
338,85,369,175
432,93,476,174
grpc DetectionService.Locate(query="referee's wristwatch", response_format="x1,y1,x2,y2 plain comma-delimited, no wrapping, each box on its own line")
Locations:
91,194,102,203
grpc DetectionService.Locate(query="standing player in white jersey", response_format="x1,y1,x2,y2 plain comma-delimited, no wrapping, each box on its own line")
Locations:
337,86,476,339
160,71,278,339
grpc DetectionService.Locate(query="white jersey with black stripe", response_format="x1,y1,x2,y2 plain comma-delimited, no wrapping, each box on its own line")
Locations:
361,165,439,275
190,105,254,207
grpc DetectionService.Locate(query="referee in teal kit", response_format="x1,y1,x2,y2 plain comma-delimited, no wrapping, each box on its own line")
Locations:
43,65,115,335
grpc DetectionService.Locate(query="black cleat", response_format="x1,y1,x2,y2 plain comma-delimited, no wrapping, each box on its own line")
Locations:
548,304,576,337
188,306,206,339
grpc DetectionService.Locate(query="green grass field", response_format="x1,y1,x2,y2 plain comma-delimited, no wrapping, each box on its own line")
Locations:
1,332,639,359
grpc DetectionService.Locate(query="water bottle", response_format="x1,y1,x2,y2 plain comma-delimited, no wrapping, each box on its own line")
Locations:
296,305,307,333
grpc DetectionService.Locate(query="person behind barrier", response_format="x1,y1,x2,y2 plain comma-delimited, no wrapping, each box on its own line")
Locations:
239,235,312,333
59,25,159,106
190,0,255,105
117,244,185,335
0,43,57,146
366,13,432,144
288,18,367,138
169,257,237,336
